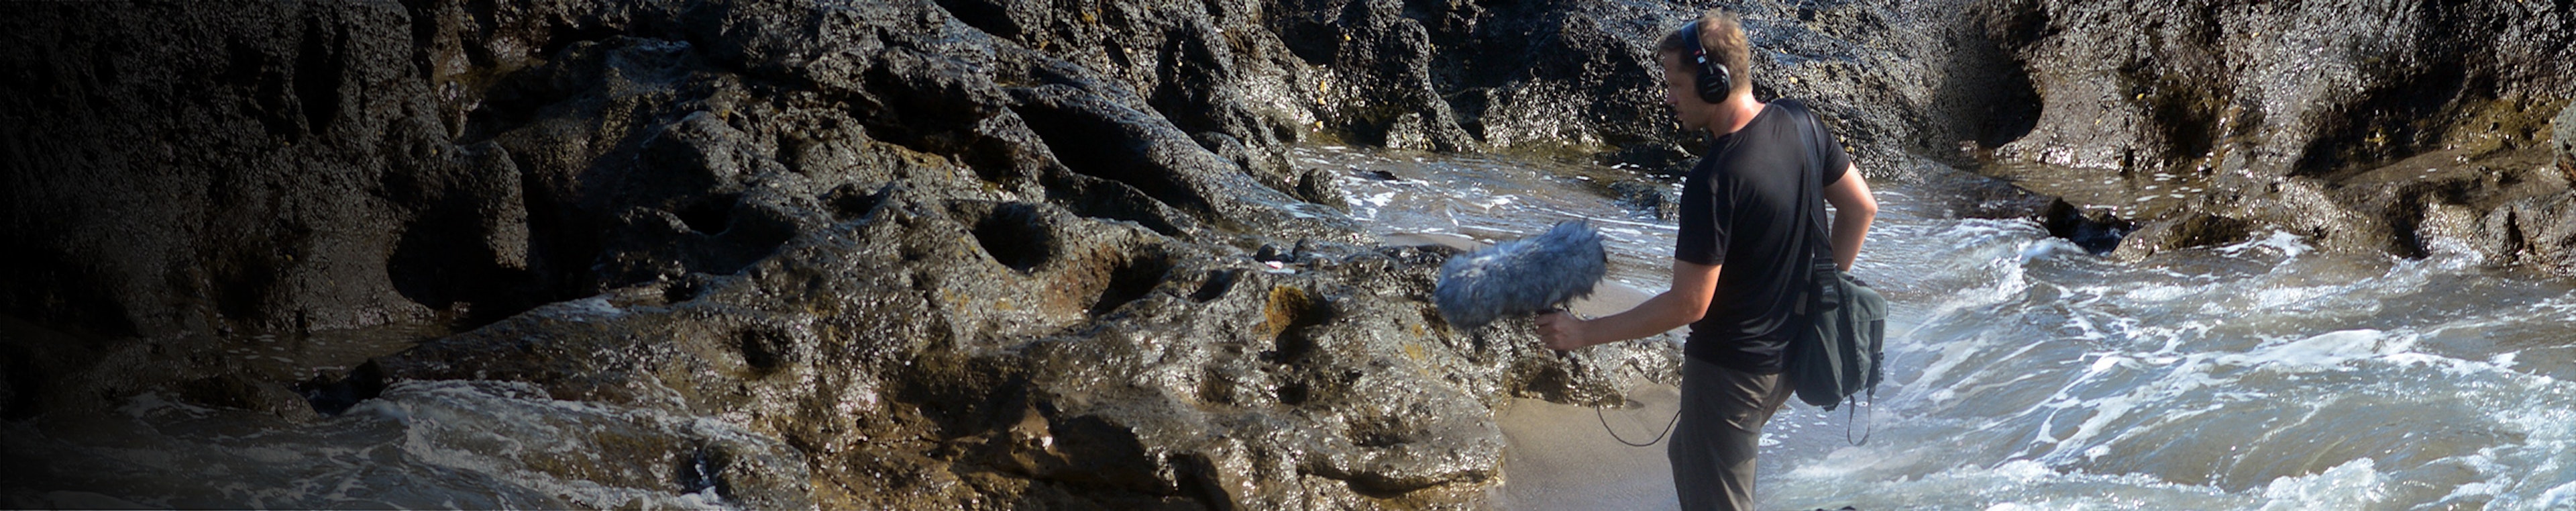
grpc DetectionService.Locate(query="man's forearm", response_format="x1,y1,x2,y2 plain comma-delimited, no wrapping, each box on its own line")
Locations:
1831,210,1872,271
1576,289,1702,347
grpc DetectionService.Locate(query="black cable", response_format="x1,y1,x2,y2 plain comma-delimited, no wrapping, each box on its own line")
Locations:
1597,399,1684,447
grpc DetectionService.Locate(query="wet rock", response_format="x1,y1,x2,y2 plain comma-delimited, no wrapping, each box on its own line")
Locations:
2559,102,2576,183
2112,212,2252,262
0,0,1824,507
2043,199,2136,256
364,379,820,510
1916,169,2059,221
1970,0,2576,271
178,374,320,422
2480,193,2576,277
1610,180,1681,221
1599,143,1697,177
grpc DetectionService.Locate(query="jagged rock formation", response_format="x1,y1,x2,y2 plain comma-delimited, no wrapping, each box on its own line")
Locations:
1966,0,2576,271
0,0,1684,508
7,0,2576,507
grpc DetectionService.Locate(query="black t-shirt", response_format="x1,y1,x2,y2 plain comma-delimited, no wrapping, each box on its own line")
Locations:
1673,99,1851,374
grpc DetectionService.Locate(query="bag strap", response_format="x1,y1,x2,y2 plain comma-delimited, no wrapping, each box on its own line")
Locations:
1789,101,1876,447
1788,100,1835,273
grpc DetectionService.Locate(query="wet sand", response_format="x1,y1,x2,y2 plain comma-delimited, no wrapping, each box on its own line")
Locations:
1497,385,1686,510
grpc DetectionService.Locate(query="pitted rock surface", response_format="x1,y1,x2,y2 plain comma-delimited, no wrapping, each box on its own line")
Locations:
8,0,2576,507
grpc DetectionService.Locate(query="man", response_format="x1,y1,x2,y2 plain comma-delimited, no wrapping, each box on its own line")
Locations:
1534,9,1876,511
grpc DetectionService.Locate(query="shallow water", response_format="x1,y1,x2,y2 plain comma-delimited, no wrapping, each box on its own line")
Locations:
1316,145,2576,510
0,379,775,509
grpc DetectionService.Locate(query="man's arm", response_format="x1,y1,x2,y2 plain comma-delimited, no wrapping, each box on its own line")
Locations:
1535,259,1721,350
1823,162,1876,271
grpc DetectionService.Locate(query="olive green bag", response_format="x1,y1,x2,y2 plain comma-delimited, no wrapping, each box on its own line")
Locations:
1780,102,1888,443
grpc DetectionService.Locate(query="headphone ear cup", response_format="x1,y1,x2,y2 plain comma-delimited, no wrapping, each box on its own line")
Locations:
1699,63,1731,103
1683,19,1731,104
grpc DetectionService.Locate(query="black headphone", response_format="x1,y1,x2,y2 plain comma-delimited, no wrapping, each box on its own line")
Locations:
1680,20,1733,103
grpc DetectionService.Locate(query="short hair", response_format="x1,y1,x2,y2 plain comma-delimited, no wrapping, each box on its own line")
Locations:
1656,9,1752,98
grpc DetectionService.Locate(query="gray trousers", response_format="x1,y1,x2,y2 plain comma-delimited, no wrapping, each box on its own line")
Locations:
1670,357,1796,511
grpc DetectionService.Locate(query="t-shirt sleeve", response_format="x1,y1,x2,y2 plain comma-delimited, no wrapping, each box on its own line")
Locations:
1674,173,1730,265
1815,113,1855,186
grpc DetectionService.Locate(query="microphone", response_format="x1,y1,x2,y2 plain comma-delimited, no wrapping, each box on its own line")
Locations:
1433,220,1608,329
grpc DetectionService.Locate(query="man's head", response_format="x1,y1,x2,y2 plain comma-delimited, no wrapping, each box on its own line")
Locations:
1657,10,1753,133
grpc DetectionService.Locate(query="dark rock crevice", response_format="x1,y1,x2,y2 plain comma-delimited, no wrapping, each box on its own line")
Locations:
959,201,1056,273
1087,250,1175,317
1009,85,1221,216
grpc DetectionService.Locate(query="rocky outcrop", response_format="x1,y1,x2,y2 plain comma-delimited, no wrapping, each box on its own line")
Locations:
0,0,1680,508
2483,102,2576,275
1967,0,2576,271
18,0,2568,506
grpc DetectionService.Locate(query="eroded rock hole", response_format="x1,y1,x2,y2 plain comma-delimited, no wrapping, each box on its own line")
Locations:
737,326,794,375
1089,252,1174,316
1195,376,1231,405
213,246,284,324
1008,87,1215,214
293,17,345,134
1059,177,1186,237
1259,285,1331,363
966,202,1053,272
1191,269,1240,302
539,24,626,60
677,194,739,234
1939,16,2043,156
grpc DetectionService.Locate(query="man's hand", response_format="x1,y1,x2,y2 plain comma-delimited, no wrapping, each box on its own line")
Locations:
1532,259,1720,351
1535,311,1591,351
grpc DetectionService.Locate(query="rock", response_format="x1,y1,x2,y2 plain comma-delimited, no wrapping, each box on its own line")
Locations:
44,0,2576,508
2481,193,2576,277
2557,101,2576,183
1969,0,2576,268
1609,180,1680,220
2112,212,2253,262
0,0,1991,346
2042,199,2136,255
365,193,1673,508
1599,143,1698,177
178,374,321,422
0,0,1683,507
